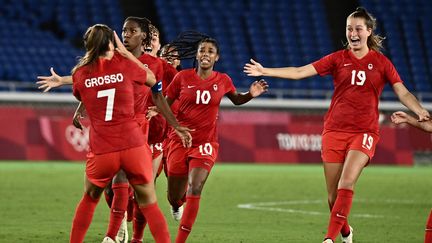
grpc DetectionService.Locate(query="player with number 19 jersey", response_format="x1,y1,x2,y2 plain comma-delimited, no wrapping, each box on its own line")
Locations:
313,49,402,134
166,69,236,146
73,52,148,155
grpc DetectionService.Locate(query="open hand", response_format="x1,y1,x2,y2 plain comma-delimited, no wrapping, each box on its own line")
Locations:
249,79,269,97
174,126,194,148
244,59,264,77
390,111,409,125
36,67,62,92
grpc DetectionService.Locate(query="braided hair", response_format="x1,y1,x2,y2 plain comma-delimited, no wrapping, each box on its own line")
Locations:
165,30,213,60
124,16,152,47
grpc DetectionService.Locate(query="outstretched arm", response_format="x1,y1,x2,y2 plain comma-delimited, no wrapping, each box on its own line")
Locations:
243,59,318,80
393,82,430,122
226,79,268,105
391,111,432,132
151,92,193,148
37,68,72,92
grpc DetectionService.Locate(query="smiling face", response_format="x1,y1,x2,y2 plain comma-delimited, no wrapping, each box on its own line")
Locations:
196,41,219,71
346,17,371,52
121,20,145,52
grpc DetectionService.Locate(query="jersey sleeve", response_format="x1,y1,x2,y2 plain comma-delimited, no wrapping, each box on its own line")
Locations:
224,74,236,94
383,56,403,85
120,54,148,85
72,73,81,101
165,71,182,100
312,52,337,76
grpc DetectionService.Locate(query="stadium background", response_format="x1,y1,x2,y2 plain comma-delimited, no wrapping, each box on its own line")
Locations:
1,0,432,164
0,0,432,242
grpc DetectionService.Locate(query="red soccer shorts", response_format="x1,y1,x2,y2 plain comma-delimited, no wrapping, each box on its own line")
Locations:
166,139,219,176
86,145,153,188
321,130,379,163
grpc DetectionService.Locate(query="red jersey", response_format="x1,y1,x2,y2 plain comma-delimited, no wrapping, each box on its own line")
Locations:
312,49,402,134
161,59,178,95
134,54,164,115
72,52,147,154
140,56,168,144
166,69,236,146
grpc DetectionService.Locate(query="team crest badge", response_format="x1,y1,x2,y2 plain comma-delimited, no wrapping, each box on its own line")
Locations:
213,84,218,91
368,63,373,70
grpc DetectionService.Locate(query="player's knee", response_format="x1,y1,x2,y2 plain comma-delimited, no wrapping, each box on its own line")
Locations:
188,182,204,196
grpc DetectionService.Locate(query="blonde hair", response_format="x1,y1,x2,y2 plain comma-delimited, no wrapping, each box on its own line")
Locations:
347,7,385,52
72,24,114,74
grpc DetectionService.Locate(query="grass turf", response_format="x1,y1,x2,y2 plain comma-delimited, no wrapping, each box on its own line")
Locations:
0,162,430,242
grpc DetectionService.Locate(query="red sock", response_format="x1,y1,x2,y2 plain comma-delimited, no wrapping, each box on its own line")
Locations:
328,199,351,236
139,202,170,243
104,189,113,208
132,200,147,242
106,183,129,240
127,186,135,222
425,209,432,243
325,189,354,241
70,193,100,243
175,195,201,243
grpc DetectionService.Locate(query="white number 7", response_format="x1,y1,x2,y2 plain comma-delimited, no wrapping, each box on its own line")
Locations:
97,88,115,121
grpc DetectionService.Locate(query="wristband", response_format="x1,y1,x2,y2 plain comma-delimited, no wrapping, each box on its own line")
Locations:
151,81,163,93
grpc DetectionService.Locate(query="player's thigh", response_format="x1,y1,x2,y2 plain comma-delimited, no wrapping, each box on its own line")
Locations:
86,151,121,188
121,145,153,185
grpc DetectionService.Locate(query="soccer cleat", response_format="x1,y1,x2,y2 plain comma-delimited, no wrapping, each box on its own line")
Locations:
115,213,129,243
102,236,116,243
341,226,353,243
322,239,333,243
170,205,184,221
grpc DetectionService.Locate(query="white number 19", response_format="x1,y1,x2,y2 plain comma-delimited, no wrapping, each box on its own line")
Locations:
351,70,366,86
362,133,374,150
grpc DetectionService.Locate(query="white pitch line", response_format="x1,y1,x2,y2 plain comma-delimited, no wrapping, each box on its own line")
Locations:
236,199,421,218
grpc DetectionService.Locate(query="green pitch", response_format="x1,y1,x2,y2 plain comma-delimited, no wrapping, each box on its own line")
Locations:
0,162,430,242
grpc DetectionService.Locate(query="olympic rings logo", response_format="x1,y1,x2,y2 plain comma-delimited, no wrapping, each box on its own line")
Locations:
65,125,89,152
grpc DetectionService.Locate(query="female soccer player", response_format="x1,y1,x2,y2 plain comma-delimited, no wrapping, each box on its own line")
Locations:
244,7,430,243
162,34,268,243
37,17,170,243
391,111,432,243
68,24,193,243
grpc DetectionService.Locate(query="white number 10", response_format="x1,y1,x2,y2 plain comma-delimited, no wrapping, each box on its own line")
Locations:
97,88,116,121
196,90,211,104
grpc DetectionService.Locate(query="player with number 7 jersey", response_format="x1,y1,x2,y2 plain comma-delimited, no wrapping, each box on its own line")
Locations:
68,24,192,243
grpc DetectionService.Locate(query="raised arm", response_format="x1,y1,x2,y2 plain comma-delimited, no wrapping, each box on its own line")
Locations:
226,79,268,105
243,59,318,80
391,111,432,132
113,31,156,85
37,68,72,92
393,82,430,121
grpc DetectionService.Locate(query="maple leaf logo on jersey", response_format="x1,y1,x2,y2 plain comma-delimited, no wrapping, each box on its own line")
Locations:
213,84,218,91
368,63,373,70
